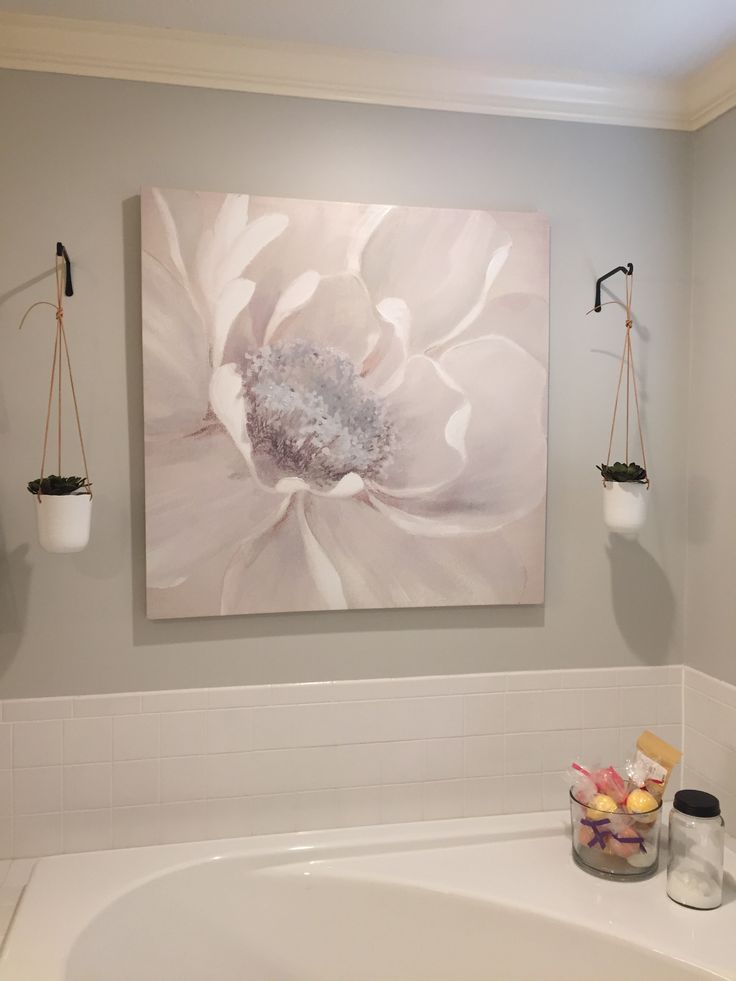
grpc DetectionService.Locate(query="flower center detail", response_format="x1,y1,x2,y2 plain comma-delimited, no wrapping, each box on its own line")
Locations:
242,340,394,489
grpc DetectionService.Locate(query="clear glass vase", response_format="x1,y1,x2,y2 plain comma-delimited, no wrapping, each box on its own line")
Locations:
570,789,662,881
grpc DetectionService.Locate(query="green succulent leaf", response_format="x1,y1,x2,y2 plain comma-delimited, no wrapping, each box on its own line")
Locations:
596,462,648,483
27,475,90,496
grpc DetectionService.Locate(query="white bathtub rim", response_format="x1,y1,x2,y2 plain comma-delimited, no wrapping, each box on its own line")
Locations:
2,811,734,980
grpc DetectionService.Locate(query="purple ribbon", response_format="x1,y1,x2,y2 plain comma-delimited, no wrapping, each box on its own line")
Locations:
611,832,646,854
580,817,611,849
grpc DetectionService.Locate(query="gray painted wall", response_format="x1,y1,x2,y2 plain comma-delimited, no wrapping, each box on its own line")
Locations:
686,108,736,686
0,69,691,697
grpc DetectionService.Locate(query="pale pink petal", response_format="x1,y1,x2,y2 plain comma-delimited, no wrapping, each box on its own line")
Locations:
432,292,549,366
373,356,468,497
221,496,346,614
377,337,547,532
302,496,528,607
212,278,256,368
145,429,287,589
361,298,410,396
142,253,210,437
267,273,381,366
360,207,512,353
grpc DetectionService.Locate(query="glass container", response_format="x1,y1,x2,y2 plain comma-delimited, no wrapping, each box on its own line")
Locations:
570,789,662,880
667,789,724,910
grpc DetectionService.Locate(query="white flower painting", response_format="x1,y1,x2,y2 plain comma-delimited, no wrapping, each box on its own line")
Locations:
141,187,548,618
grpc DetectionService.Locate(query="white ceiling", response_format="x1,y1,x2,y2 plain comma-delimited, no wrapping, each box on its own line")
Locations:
3,0,736,81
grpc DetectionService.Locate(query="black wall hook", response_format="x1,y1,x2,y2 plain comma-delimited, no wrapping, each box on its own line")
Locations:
56,242,73,297
594,262,632,312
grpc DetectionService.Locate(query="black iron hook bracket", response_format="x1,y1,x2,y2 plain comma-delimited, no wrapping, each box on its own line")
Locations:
593,262,632,312
56,242,73,297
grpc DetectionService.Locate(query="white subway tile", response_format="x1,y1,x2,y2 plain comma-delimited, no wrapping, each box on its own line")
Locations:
13,767,61,814
463,777,504,818
248,794,296,835
464,735,505,778
331,701,382,744
380,784,424,824
0,727,11,770
13,813,61,857
0,773,10,818
424,738,464,781
3,699,72,722
270,681,332,705
561,669,619,690
422,779,464,820
658,686,683,726
206,797,251,840
13,721,62,768
541,691,582,731
465,694,505,735
504,733,543,775
141,690,208,713
504,773,542,814
583,728,620,767
159,712,207,758
63,717,112,765
111,805,160,849
582,689,619,729
251,706,298,750
542,772,570,811
619,687,659,727
295,790,338,831
334,787,382,828
330,744,381,789
378,740,425,785
506,671,563,691
0,821,10,860
160,801,208,845
113,715,159,761
381,697,463,742
541,730,581,773
208,686,271,709
616,666,675,687
112,760,159,807
160,756,208,803
450,674,506,694
63,810,111,854
63,764,111,811
73,694,141,718
503,692,542,734
206,752,254,799
207,709,253,755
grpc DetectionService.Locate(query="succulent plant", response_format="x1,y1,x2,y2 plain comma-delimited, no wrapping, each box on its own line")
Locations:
27,475,89,496
596,462,648,483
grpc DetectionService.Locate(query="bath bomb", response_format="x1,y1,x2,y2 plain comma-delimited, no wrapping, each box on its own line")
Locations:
605,825,640,859
587,793,618,821
626,788,658,823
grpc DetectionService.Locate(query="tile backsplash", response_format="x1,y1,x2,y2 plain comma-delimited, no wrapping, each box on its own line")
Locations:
683,667,736,826
0,665,688,859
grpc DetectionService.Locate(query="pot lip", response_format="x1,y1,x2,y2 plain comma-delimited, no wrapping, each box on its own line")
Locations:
602,480,648,489
31,493,93,504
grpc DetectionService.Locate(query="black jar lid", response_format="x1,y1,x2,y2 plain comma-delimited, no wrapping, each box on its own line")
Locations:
673,789,721,818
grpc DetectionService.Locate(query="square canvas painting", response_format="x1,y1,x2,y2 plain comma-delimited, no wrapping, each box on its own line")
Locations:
142,186,549,618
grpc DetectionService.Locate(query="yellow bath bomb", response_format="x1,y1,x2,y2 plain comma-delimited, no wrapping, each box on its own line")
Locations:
587,794,618,821
626,788,658,823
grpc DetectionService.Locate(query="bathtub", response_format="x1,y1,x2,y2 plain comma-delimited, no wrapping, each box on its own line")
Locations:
1,811,733,980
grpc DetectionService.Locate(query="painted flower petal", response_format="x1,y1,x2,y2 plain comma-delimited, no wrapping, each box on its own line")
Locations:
361,298,410,397
373,355,468,497
142,252,210,437
378,336,547,533
302,495,528,607
432,292,549,367
267,273,382,367
145,428,286,589
360,207,512,354
221,495,347,614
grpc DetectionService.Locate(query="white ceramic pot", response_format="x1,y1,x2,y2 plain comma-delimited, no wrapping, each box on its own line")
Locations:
34,494,92,553
603,481,647,537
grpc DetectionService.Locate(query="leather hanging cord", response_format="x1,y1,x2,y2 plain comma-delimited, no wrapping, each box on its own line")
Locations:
601,273,649,487
18,252,92,502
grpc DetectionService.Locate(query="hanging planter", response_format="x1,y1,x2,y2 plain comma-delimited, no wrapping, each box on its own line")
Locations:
591,264,650,539
20,244,93,554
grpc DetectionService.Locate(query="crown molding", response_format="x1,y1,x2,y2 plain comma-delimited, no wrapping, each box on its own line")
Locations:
0,12,733,131
685,43,736,130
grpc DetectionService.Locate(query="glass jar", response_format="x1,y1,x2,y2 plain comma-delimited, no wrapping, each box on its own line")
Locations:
569,790,662,880
667,789,725,910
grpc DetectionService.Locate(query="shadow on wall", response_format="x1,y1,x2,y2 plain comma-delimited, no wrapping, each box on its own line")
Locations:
0,523,31,672
121,195,547,647
606,535,675,663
